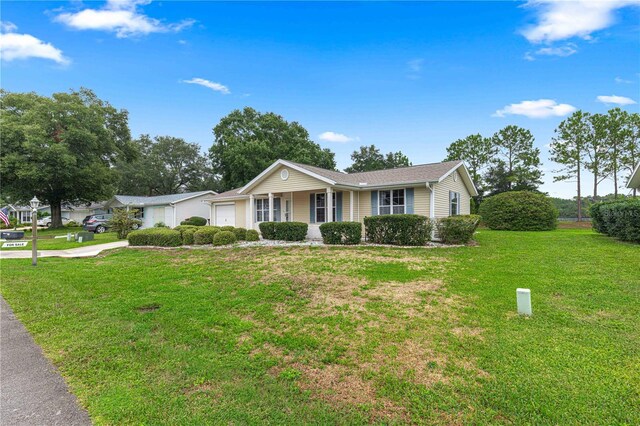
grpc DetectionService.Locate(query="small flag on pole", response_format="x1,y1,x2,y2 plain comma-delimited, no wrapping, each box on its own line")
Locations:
0,207,10,226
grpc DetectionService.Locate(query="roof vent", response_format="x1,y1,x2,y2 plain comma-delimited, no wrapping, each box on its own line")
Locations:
359,182,368,186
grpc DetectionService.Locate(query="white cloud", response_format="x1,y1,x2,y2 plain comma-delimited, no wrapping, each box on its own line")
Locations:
535,44,577,57
596,95,637,105
521,0,640,44
614,76,633,84
407,58,424,79
182,78,230,95
318,131,359,143
0,23,69,64
493,99,577,119
55,0,195,38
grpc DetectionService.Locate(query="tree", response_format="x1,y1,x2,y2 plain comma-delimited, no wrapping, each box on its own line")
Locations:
344,145,411,173
550,110,590,221
117,135,216,195
0,89,134,227
622,112,640,197
210,107,336,190
444,133,495,196
485,125,542,195
585,113,611,199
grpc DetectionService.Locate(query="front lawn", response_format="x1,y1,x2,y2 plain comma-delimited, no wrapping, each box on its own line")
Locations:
1,227,119,250
1,229,638,424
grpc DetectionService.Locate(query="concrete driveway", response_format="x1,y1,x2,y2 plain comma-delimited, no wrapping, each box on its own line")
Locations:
0,241,128,259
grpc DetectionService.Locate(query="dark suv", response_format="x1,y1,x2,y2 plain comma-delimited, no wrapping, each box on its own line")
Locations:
82,214,113,233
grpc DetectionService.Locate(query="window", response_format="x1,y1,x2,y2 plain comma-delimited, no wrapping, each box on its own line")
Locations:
314,192,336,223
449,191,460,216
255,199,269,222
133,207,144,219
379,189,405,215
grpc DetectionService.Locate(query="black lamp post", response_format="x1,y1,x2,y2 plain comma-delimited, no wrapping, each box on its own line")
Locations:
30,196,40,266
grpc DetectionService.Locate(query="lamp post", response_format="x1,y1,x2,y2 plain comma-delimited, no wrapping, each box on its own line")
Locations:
30,196,40,266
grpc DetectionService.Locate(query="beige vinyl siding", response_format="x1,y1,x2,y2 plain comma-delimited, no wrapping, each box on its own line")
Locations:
235,200,247,228
340,191,351,221
357,190,372,221
434,171,471,218
251,166,328,194
413,186,430,217
292,191,312,223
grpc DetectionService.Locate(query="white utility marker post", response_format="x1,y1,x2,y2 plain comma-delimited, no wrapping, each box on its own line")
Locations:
516,288,532,316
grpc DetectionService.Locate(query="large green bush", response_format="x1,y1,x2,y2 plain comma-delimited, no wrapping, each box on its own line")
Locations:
259,222,308,241
193,226,220,245
364,214,432,246
181,227,197,245
232,227,247,241
128,228,182,247
436,215,481,244
590,199,640,243
180,216,207,226
319,222,362,245
245,229,260,241
213,230,237,246
479,191,558,231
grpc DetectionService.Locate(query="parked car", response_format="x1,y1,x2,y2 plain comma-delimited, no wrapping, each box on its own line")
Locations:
82,214,113,233
37,216,70,227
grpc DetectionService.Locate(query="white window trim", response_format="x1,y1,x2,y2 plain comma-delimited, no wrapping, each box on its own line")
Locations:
313,192,336,223
378,188,406,215
255,198,269,223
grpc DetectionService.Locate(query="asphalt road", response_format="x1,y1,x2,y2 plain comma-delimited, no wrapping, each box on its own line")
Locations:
0,297,91,425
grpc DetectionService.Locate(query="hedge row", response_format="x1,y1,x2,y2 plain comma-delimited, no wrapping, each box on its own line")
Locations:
319,222,362,245
128,228,182,247
180,216,207,226
479,191,557,231
258,222,308,241
436,215,480,244
590,199,640,243
364,214,432,246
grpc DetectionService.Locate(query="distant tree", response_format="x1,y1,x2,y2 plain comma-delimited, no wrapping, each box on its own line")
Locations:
0,88,134,228
601,108,629,198
586,113,610,199
549,111,590,221
117,135,214,195
622,112,639,197
444,134,495,201
345,145,411,173
210,107,336,190
485,125,542,195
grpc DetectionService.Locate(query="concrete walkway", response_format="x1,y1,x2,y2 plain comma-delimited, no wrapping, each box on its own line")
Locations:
0,298,91,425
0,241,128,259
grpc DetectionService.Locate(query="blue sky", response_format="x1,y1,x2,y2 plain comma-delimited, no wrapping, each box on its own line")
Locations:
2,1,639,198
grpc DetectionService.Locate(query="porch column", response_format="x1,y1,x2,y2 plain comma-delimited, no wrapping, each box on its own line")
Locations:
290,191,294,222
249,195,255,229
326,187,333,222
268,193,274,222
349,191,354,221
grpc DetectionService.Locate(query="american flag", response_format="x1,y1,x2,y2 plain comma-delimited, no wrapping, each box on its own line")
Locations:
0,207,10,226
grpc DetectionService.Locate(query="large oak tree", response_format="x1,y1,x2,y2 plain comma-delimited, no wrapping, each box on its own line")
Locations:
344,145,411,173
0,89,134,227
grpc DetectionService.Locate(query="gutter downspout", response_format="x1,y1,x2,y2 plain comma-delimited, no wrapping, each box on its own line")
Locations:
202,200,213,226
427,182,436,241
170,202,177,228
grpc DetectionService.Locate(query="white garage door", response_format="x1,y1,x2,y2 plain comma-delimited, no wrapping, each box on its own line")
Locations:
215,204,235,226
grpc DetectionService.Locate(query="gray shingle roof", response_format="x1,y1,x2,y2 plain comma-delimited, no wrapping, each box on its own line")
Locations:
111,191,215,206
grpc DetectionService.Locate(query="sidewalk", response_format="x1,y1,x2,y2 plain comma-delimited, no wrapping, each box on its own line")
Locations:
0,298,91,425
0,241,128,259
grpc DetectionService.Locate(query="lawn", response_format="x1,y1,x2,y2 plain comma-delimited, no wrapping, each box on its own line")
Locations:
0,227,119,250
1,229,638,424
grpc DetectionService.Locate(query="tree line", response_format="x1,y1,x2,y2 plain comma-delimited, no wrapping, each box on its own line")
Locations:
1,88,637,227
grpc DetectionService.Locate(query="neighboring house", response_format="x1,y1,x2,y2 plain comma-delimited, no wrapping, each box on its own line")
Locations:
628,162,640,191
204,159,477,239
103,191,217,228
2,203,106,224
1,204,50,224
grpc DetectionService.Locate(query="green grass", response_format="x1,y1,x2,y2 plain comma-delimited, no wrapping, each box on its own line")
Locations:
1,227,119,250
1,229,638,424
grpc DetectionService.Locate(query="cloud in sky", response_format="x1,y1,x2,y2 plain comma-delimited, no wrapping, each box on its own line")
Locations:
521,0,640,44
524,43,578,60
407,58,424,79
614,76,633,84
55,0,195,38
493,99,577,119
182,78,230,94
318,131,359,143
596,95,637,105
0,21,69,64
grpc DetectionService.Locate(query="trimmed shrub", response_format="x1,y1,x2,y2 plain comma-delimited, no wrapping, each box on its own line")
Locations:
436,215,481,244
213,230,237,246
193,226,221,245
154,222,168,228
181,227,197,245
180,216,207,226
221,225,235,232
245,229,260,241
479,191,558,231
66,220,79,228
259,222,308,241
319,222,362,245
232,227,247,241
364,214,432,246
128,228,182,247
591,199,640,243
